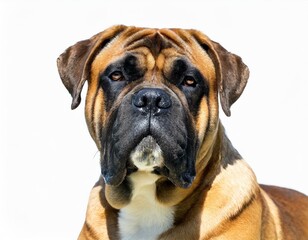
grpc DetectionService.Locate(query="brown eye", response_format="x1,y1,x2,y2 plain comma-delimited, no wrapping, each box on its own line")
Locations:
110,71,124,81
182,76,197,87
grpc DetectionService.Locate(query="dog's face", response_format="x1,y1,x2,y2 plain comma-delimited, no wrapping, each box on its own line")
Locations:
58,25,249,190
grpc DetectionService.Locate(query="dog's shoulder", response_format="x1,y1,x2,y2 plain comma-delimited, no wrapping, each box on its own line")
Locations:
261,185,308,238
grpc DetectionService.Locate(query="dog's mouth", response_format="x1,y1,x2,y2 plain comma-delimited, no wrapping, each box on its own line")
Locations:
101,129,197,189
100,91,198,189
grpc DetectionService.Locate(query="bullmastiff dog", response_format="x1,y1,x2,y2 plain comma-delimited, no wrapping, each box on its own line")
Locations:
57,25,308,240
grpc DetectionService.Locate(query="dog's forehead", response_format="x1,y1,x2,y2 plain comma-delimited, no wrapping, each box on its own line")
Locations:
92,27,215,83
104,29,178,70
124,29,184,54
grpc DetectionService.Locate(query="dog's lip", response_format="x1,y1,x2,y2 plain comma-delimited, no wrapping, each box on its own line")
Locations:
102,168,127,186
153,165,195,189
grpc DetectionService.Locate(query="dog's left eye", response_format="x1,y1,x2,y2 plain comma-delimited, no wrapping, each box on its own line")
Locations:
109,71,124,81
182,76,197,87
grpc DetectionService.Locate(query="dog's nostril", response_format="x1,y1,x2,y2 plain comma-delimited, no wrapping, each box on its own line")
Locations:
132,88,171,113
157,96,171,109
133,95,147,108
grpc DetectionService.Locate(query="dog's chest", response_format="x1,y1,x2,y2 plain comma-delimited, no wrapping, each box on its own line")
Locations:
118,172,174,240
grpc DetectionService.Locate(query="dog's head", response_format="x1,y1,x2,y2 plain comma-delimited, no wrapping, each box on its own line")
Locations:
57,25,249,189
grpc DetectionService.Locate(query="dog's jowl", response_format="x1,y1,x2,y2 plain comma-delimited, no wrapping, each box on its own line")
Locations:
57,25,308,240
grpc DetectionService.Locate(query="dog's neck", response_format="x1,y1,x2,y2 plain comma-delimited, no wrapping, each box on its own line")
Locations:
118,171,175,240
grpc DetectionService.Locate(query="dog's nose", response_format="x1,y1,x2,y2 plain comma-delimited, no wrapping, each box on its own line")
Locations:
132,88,171,115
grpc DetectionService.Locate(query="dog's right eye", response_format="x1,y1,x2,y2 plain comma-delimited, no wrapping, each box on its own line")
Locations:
182,76,197,88
109,71,124,81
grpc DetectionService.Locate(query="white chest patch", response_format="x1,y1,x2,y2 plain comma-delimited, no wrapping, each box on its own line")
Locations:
118,171,174,240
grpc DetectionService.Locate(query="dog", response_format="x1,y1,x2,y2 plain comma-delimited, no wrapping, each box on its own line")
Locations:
57,25,308,240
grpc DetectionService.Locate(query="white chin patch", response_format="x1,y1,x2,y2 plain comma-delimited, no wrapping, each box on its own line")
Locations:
130,135,163,172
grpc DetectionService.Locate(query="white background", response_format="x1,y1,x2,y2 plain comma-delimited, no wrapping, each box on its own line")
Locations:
1,0,307,239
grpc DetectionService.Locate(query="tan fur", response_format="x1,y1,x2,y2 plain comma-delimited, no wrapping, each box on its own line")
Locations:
57,26,308,240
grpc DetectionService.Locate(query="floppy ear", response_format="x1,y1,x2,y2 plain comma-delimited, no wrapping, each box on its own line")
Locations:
57,25,127,109
191,30,249,116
